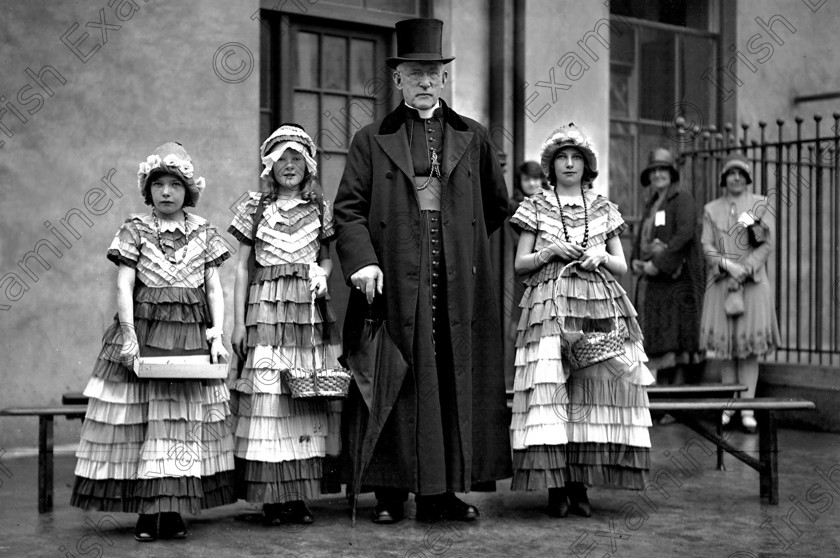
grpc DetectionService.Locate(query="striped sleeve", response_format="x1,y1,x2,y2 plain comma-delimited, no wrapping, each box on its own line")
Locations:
510,195,538,234
204,223,232,268
320,199,336,242
106,219,141,267
604,198,628,239
228,191,262,245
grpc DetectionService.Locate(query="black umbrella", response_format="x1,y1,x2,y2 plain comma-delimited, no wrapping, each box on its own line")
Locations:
343,306,408,526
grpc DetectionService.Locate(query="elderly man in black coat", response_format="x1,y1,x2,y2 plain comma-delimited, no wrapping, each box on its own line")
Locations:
334,18,512,524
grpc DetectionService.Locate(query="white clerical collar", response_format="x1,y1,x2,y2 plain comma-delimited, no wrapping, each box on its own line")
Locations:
405,101,441,120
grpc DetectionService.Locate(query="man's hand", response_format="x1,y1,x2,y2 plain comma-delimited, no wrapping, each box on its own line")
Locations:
350,264,384,304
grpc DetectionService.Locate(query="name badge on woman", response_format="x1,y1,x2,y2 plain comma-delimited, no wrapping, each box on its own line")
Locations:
654,210,666,227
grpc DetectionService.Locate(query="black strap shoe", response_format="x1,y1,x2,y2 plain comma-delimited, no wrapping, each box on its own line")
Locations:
567,483,592,517
159,512,188,539
548,487,569,518
134,513,158,542
282,500,314,524
262,503,284,526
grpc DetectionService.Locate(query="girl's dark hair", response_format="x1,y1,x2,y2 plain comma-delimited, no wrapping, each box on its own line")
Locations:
546,148,596,189
142,170,199,208
512,160,547,203
719,168,750,188
519,160,543,179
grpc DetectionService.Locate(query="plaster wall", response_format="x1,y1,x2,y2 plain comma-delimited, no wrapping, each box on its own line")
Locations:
522,0,611,195
0,0,260,449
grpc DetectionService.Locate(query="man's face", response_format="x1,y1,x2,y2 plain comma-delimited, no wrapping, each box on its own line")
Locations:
393,61,447,110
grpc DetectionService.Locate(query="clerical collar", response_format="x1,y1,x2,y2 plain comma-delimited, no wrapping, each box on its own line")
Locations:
405,101,443,120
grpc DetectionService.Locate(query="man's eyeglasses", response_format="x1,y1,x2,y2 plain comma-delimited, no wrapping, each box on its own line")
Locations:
399,69,443,84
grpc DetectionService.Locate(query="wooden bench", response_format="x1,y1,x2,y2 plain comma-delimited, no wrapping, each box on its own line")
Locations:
507,383,747,403
649,398,816,505
646,383,747,398
0,406,88,512
61,392,88,406
647,384,748,470
506,389,815,505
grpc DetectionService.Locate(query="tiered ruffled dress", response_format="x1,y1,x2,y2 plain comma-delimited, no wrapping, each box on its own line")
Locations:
510,190,653,491
228,193,342,503
71,213,236,513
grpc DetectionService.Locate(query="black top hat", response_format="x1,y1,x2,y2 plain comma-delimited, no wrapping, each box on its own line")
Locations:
386,18,455,69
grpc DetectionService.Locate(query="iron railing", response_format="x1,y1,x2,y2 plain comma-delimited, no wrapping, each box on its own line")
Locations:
677,114,840,366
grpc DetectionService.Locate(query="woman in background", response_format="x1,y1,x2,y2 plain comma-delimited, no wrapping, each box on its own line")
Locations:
699,153,780,433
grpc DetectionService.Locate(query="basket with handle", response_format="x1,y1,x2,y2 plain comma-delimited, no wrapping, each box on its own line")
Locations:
281,292,351,399
554,262,629,370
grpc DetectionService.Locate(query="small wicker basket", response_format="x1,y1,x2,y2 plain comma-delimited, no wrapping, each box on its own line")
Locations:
281,293,351,399
555,263,629,370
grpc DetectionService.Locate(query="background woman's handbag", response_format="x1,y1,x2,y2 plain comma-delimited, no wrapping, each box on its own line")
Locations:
724,280,745,317
747,220,769,247
743,205,770,248
281,292,352,399
554,263,629,370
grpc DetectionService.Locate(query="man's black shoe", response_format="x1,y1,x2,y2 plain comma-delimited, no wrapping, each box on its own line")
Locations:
415,492,479,522
372,500,404,524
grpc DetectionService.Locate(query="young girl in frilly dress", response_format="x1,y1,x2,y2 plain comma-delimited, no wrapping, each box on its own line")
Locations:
509,124,654,518
228,124,342,525
71,142,236,541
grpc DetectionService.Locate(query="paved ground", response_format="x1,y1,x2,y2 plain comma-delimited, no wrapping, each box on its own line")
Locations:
1,422,839,557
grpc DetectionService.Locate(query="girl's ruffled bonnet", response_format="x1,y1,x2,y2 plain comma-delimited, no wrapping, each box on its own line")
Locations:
136,142,206,203
539,123,599,180
259,125,318,179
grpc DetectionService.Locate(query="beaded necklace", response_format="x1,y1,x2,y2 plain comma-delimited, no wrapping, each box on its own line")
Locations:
554,186,589,248
152,210,190,264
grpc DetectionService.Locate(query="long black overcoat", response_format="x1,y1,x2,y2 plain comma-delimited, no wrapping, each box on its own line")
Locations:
333,100,512,491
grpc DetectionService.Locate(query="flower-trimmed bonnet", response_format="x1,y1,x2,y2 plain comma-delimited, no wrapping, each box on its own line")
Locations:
259,124,318,179
137,142,205,205
540,123,598,180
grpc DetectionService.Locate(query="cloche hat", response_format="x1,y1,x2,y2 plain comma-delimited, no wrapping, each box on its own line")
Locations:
640,147,680,187
719,152,752,187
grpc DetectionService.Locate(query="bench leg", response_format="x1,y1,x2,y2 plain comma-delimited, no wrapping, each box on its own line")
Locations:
757,410,778,505
38,415,54,513
716,412,726,471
